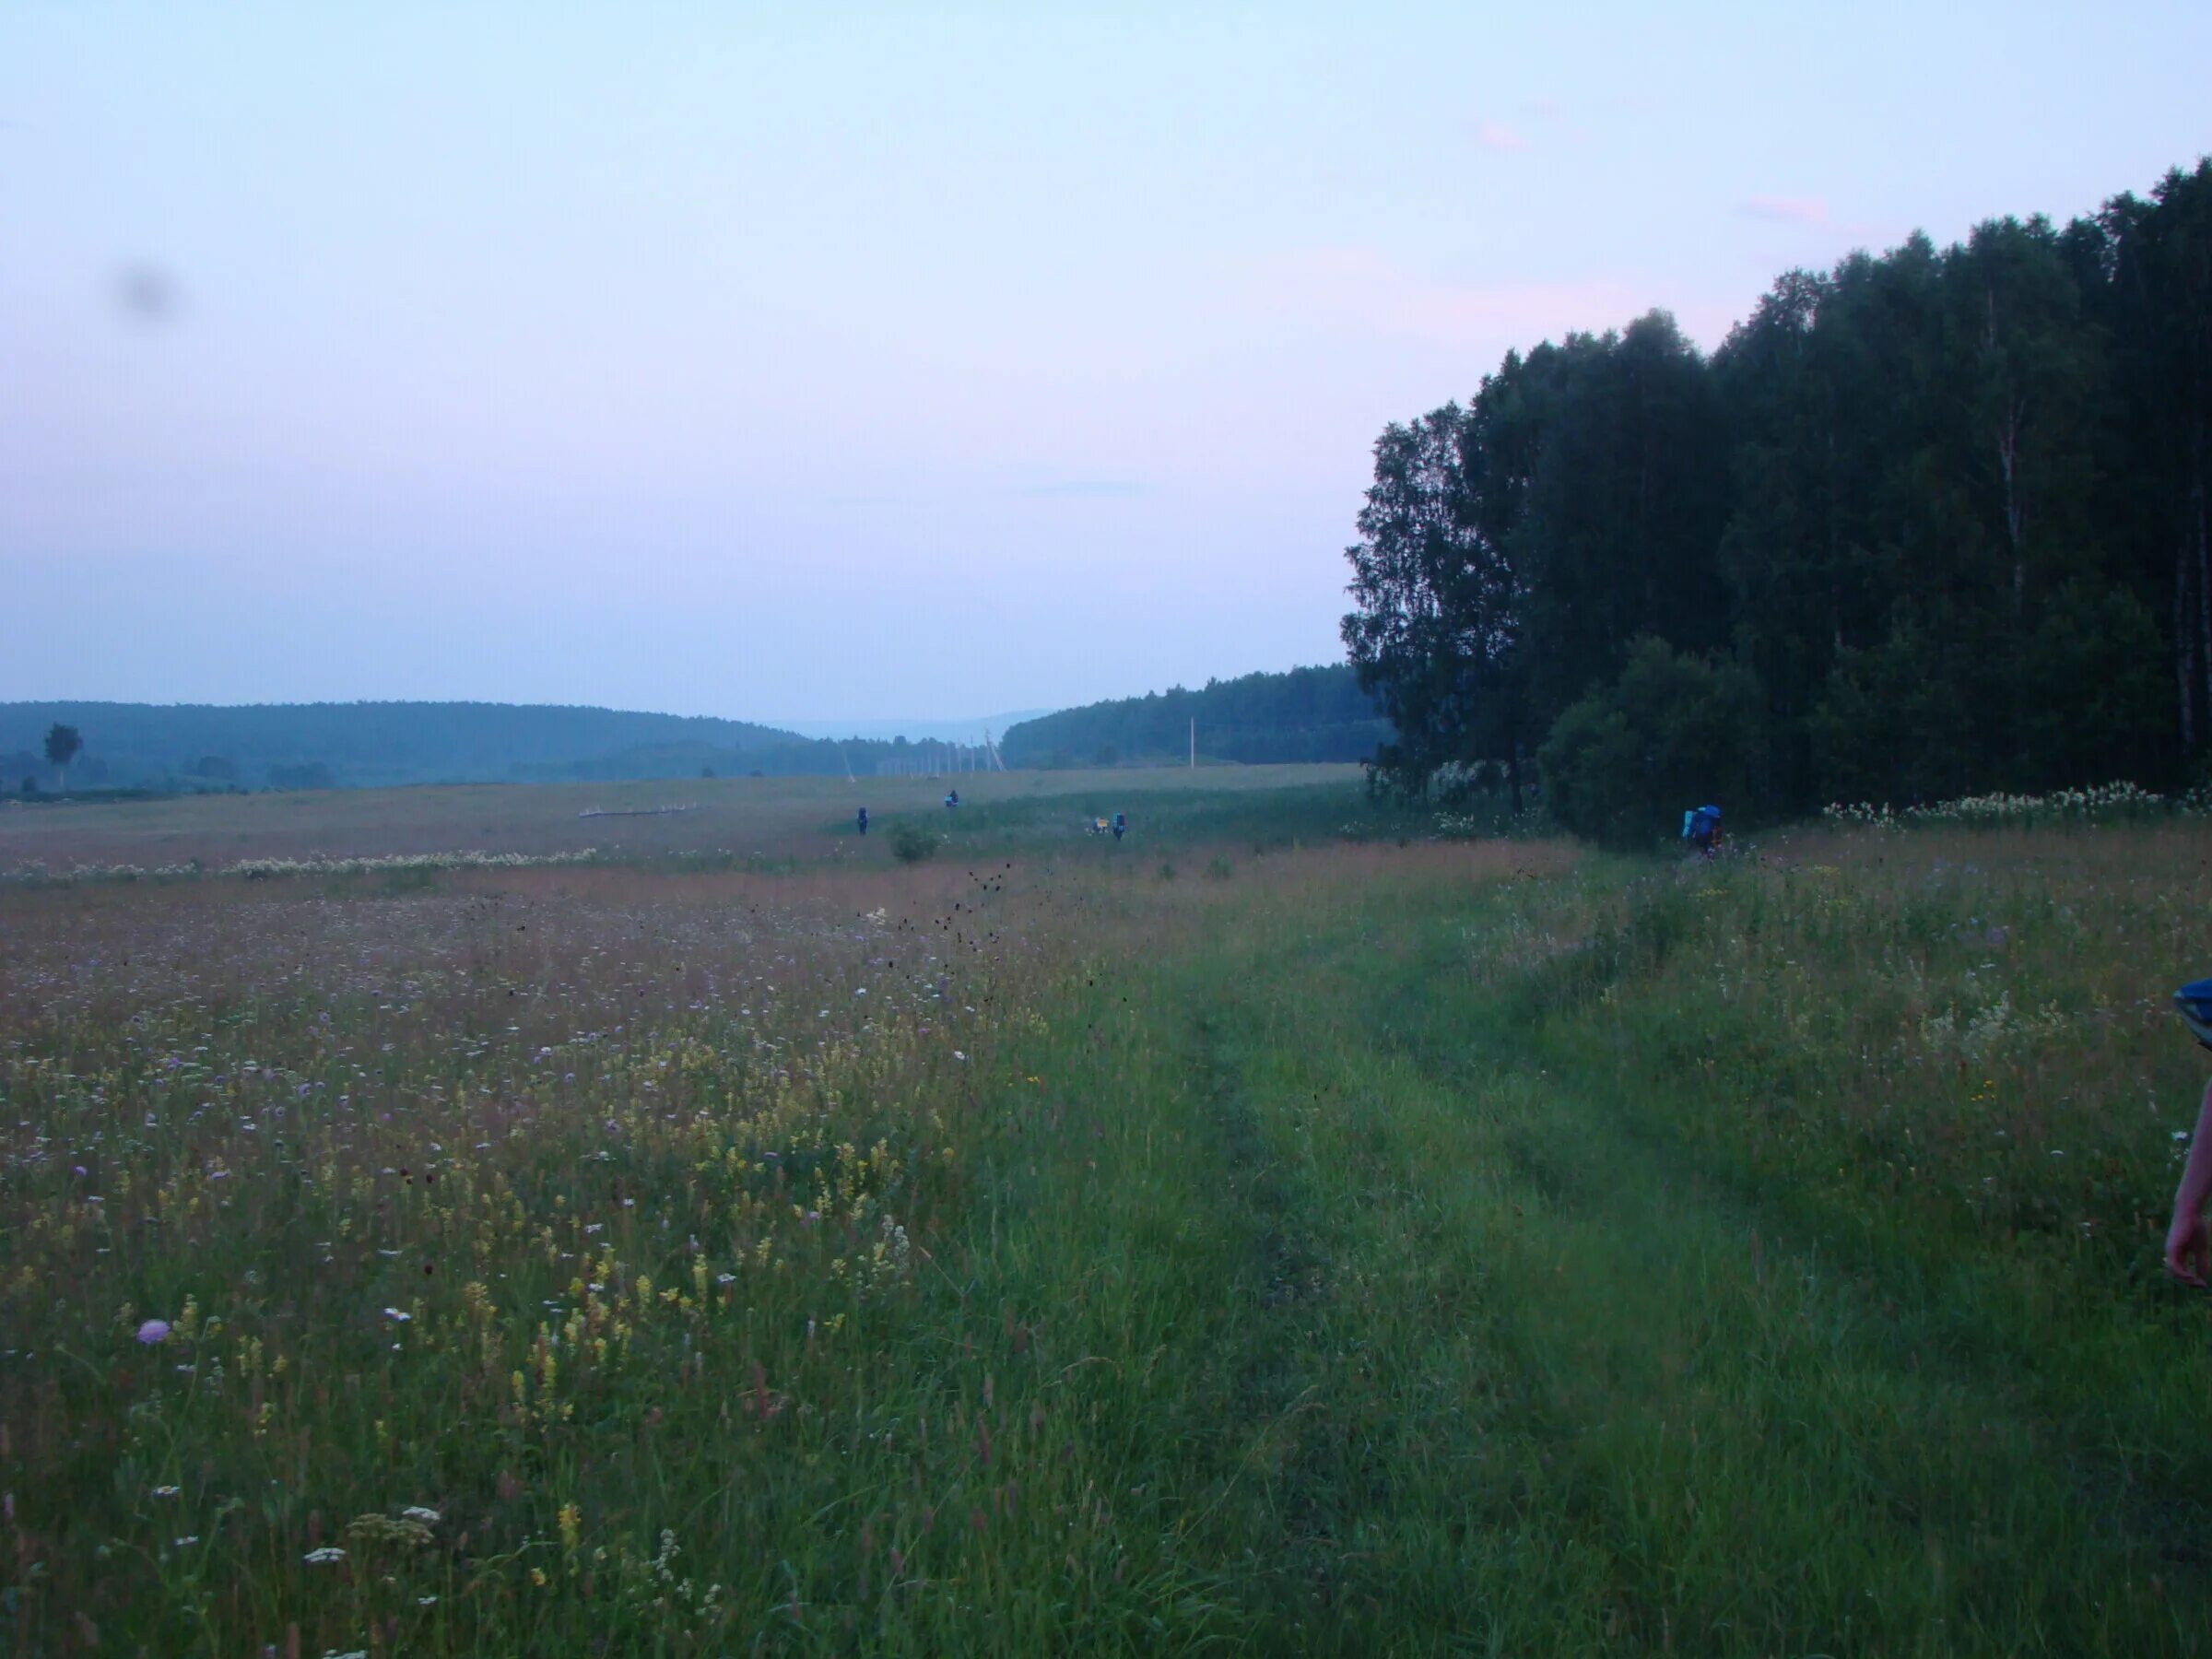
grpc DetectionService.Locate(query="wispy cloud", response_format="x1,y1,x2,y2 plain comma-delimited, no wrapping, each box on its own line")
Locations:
1470,118,1527,152
1738,195,1829,225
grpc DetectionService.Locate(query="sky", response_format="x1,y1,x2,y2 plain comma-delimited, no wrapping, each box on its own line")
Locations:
5,2,2210,726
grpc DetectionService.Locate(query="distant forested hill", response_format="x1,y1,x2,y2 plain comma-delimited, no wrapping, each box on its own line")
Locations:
999,665,1389,768
0,701,964,791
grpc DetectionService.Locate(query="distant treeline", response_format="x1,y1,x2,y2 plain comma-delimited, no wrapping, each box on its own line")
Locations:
1000,665,1390,768
1345,159,2212,842
0,701,978,792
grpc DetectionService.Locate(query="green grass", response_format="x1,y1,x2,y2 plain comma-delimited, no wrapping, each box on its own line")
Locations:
1114,845,2212,1652
4,792,2209,1653
924,780,1427,855
0,765,1369,877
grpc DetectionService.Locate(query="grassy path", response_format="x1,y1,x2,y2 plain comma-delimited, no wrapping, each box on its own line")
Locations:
18,834,2206,1653
998,865,2210,1654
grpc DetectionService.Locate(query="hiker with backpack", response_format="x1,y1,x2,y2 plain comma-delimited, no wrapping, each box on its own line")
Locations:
1682,804,1722,858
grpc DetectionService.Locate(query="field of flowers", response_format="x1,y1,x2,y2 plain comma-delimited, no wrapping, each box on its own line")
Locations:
6,778,2212,1654
0,853,1108,1653
1822,779,2174,830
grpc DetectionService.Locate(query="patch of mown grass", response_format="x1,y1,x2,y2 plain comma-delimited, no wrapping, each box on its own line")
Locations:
921,781,1429,857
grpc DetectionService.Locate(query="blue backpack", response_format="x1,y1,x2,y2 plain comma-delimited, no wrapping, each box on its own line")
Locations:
2177,980,2212,1047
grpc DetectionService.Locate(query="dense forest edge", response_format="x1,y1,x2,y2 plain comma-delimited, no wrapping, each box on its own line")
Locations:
998,665,1388,768
1343,157,2212,844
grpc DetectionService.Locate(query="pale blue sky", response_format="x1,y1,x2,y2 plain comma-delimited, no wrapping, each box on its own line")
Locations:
5,2,2208,724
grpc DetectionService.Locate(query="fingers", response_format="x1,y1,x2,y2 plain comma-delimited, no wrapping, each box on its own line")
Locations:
2164,1221,2208,1286
2167,1238,2209,1288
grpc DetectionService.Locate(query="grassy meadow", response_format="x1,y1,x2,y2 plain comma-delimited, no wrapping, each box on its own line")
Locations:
4,769,2211,1654
0,766,1364,876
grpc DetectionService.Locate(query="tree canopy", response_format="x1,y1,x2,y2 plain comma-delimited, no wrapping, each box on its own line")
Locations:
1343,159,2212,841
41,724,82,774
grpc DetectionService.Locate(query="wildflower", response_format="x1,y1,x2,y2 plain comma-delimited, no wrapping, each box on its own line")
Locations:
530,1567,548,1587
173,1535,198,1547
400,1506,439,1524
559,1502,582,1551
152,1485,181,1498
382,1308,410,1323
135,1319,171,1345
303,1546,347,1564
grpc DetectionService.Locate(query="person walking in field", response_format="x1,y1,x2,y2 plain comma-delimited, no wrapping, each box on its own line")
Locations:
856,806,869,836
2167,981,2212,1284
1682,804,1722,858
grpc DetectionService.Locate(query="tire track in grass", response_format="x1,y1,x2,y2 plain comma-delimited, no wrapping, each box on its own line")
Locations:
1465,871,2212,1605
1199,888,2208,1653
1185,1006,1345,1632
967,864,2207,1652
1181,918,1622,1651
830,969,1277,1655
